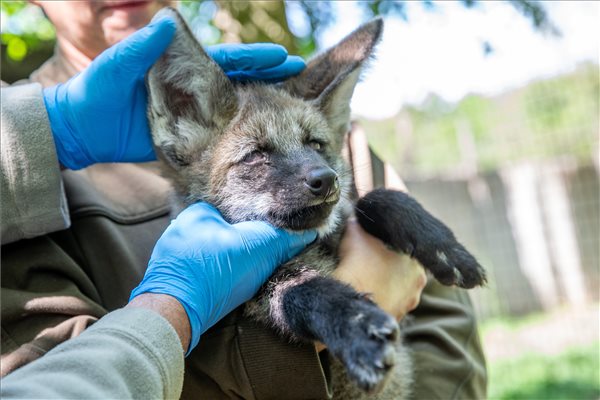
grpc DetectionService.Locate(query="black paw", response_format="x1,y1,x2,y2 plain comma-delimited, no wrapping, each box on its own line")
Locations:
329,298,399,392
413,239,487,288
356,189,486,289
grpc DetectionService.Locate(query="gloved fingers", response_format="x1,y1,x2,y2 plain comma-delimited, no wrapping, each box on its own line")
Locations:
224,55,306,82
108,15,177,77
206,43,289,72
117,85,157,163
175,202,230,232
135,147,157,162
183,202,224,219
285,228,318,255
234,220,317,261
118,130,157,162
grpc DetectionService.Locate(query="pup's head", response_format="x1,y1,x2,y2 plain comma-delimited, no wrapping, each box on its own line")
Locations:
147,8,382,235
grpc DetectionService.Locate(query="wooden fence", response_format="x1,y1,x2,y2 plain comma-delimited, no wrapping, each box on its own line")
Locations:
405,160,599,320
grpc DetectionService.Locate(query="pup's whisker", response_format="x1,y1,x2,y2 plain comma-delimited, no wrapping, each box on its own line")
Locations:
353,206,375,223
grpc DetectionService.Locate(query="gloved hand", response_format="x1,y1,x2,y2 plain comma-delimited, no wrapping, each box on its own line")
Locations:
43,17,305,170
129,202,317,354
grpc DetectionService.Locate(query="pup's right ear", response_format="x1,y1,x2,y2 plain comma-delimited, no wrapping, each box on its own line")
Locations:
146,7,237,169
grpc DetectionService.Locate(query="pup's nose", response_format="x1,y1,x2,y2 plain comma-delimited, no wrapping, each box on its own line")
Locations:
305,167,338,197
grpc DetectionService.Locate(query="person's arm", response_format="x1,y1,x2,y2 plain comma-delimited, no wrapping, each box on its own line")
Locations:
127,293,192,351
1,83,70,245
0,305,185,400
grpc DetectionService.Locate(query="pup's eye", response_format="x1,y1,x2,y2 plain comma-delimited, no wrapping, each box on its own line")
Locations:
243,150,266,165
308,140,324,151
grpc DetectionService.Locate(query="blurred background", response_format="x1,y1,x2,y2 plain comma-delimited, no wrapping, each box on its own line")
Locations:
2,1,598,398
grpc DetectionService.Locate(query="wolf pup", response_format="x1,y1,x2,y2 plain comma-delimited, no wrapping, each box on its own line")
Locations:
146,7,486,399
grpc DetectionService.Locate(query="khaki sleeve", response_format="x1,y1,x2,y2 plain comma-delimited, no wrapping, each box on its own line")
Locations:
0,308,185,400
403,282,487,399
1,83,70,245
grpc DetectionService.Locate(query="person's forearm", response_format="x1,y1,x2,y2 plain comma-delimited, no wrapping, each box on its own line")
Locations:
127,293,191,352
0,307,185,399
1,83,70,244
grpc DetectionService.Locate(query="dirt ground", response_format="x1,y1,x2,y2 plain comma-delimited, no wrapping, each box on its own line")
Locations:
482,303,599,362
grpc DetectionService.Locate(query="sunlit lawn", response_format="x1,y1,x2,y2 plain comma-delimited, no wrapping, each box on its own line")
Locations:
488,342,599,399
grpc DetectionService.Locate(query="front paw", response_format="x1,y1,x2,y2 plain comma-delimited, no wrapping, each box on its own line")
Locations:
356,189,486,289
415,240,486,288
328,298,399,393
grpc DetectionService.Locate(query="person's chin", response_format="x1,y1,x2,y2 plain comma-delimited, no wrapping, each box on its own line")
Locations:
99,6,156,43
100,1,163,38
102,25,140,46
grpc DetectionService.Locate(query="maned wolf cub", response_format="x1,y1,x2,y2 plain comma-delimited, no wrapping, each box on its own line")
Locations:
146,7,486,399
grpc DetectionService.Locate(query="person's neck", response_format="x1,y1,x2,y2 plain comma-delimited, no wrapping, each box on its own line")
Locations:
56,37,98,72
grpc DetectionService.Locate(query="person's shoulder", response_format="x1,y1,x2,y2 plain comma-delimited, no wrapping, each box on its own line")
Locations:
2,78,32,87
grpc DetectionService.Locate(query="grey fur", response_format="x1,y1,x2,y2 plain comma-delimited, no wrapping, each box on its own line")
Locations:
146,7,469,399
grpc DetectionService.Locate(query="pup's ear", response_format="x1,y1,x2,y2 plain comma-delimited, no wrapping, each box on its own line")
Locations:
147,7,237,169
284,19,383,135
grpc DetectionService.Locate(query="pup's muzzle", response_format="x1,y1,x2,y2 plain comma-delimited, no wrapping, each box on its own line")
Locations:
304,167,339,199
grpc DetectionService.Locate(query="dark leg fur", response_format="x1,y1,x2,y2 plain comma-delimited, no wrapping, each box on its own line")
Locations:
356,188,486,288
279,275,399,392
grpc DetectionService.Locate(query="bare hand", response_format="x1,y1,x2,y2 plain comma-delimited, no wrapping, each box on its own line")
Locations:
333,219,427,320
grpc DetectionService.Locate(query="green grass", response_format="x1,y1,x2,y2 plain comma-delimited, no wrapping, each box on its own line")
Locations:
488,342,600,400
479,312,551,336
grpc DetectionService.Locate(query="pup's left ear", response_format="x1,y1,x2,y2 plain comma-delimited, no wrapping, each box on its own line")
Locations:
146,7,237,169
284,18,383,135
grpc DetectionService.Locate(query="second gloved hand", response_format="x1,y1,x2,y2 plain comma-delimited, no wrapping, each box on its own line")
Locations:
130,202,316,355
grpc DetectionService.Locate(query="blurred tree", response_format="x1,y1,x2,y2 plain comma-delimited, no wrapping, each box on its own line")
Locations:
1,2,55,82
179,0,558,57
360,62,599,175
1,0,557,82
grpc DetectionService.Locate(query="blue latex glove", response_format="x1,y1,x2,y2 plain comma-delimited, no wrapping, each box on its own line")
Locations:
43,18,306,170
129,202,317,354
206,43,306,82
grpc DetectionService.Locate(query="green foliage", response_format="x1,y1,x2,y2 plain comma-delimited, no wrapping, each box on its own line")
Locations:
4,33,27,61
488,342,600,400
362,63,599,176
292,0,556,56
522,65,600,161
1,2,55,62
179,0,555,57
0,1,26,15
1,0,556,64
507,0,560,35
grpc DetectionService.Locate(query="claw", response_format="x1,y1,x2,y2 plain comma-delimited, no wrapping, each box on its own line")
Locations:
368,320,399,342
453,267,464,286
436,250,449,265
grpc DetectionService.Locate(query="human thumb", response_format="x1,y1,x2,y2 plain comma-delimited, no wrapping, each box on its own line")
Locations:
234,220,317,264
112,15,177,76
284,229,318,258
